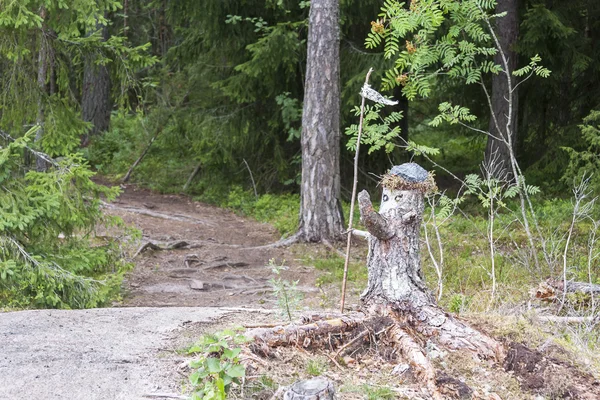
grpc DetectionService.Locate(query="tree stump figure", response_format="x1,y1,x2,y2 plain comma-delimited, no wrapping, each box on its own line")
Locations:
283,377,336,400
249,163,504,399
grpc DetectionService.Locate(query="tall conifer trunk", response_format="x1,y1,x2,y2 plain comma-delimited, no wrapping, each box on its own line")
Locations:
484,0,519,179
35,7,49,172
297,0,344,242
81,19,111,147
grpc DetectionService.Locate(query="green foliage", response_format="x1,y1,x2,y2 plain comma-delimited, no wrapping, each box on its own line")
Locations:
0,0,156,145
366,0,500,98
84,112,145,175
311,254,367,287
512,54,551,78
448,294,472,314
0,131,134,308
345,103,403,154
188,328,250,400
464,173,539,210
362,384,396,400
269,259,303,322
306,359,328,377
562,110,600,192
429,102,477,127
222,187,299,237
275,92,302,142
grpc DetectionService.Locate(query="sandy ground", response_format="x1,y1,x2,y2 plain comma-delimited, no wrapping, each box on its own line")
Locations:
0,307,245,400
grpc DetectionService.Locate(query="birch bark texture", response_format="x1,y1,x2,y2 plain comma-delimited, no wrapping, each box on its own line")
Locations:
484,0,519,179
358,179,433,308
298,0,344,242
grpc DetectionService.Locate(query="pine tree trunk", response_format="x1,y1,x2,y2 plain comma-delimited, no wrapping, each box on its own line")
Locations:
484,0,519,179
35,8,49,172
81,18,111,147
297,0,344,243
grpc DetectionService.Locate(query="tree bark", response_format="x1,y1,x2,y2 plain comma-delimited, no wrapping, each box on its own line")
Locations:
35,7,50,172
297,0,344,243
484,0,519,180
81,18,111,147
358,189,432,308
357,185,503,361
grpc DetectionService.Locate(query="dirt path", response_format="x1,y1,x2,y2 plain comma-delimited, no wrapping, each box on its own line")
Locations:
0,184,332,400
104,184,321,308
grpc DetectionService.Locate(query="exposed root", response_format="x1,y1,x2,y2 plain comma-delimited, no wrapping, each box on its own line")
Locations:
243,233,302,250
247,313,366,356
245,306,506,399
389,324,441,400
388,303,504,361
103,202,214,226
133,240,189,258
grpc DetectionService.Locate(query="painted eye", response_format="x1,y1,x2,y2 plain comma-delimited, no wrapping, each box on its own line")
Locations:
383,194,389,202
395,194,403,201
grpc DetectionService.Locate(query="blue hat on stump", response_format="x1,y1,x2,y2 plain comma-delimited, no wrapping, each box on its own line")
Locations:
381,162,437,193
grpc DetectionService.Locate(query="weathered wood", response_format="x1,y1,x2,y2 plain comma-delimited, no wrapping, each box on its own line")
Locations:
358,188,431,307
389,324,441,400
247,314,365,351
283,377,335,400
182,161,202,192
247,165,507,399
550,279,600,294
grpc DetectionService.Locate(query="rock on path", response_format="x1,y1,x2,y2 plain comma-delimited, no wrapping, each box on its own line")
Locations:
0,307,233,400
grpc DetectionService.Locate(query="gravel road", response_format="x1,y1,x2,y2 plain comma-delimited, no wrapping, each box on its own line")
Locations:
0,307,235,400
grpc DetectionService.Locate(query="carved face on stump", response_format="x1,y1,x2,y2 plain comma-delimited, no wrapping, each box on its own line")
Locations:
379,187,422,217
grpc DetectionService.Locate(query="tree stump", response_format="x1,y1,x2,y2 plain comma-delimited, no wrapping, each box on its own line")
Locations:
283,377,335,400
248,163,504,399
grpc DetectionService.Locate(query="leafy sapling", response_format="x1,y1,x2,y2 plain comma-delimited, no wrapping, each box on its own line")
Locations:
188,329,250,400
269,259,303,322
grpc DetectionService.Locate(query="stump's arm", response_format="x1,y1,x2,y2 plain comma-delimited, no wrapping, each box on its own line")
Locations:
358,190,395,240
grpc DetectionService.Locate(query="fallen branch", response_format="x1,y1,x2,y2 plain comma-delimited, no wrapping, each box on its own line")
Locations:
123,114,173,183
350,229,370,239
333,328,370,357
183,161,202,192
142,394,187,400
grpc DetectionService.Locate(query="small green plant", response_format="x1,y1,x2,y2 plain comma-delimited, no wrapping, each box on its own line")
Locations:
362,384,396,400
306,359,328,377
188,329,250,400
269,259,303,322
448,294,472,314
